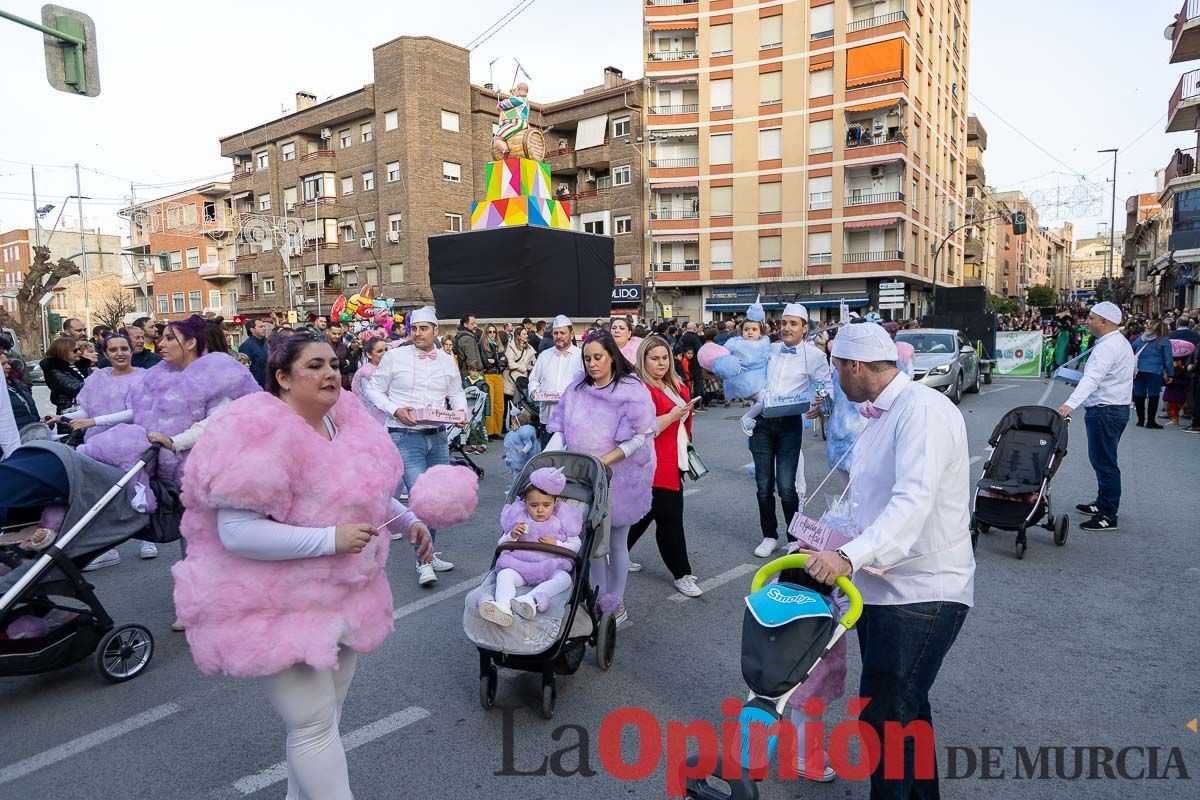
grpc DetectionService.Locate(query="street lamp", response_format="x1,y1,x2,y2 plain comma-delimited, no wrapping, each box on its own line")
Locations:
1098,148,1118,298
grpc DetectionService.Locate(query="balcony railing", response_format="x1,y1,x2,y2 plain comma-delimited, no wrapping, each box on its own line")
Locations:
652,261,700,272
844,249,904,263
846,130,905,149
847,10,908,33
809,192,833,210
809,253,833,265
648,51,698,62
300,149,335,162
650,158,699,168
231,169,254,181
1173,0,1200,47
652,208,700,220
1165,146,1199,183
646,0,697,5
1169,68,1200,121
845,191,905,206
650,104,698,115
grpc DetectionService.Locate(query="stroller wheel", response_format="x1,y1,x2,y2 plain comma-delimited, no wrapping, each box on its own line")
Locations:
480,669,498,710
595,614,617,671
684,752,761,800
96,624,154,683
1054,515,1069,546
541,677,557,720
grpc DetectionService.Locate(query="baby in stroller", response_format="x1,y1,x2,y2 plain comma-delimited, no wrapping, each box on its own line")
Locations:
478,467,582,627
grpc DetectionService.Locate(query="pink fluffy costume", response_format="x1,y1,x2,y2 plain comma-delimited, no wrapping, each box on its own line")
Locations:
172,390,402,677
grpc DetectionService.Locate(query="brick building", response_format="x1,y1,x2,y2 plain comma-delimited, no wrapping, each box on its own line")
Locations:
1,226,123,329
219,36,645,319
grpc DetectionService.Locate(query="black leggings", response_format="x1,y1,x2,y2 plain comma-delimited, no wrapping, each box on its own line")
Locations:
628,485,693,579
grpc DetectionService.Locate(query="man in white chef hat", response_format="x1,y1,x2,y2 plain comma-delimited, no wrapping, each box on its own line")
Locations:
528,314,583,445
802,321,974,799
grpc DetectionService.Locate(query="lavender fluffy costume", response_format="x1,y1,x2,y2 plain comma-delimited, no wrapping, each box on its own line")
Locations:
74,368,144,444
495,500,583,583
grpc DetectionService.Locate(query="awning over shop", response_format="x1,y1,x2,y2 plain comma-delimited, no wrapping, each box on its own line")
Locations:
844,216,901,230
846,39,905,87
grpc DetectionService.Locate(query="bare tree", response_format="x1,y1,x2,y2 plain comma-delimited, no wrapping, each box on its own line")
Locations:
94,291,136,332
0,245,80,356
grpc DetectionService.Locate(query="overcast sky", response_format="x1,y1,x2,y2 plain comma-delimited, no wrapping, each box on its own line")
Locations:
0,0,1187,243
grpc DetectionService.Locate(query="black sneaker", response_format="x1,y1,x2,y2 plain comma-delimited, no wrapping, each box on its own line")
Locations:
1075,502,1100,515
1080,515,1118,532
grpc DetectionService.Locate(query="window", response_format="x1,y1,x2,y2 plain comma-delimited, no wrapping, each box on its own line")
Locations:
341,222,357,243
365,266,379,286
614,216,632,235
343,268,359,287
284,186,297,210
759,128,782,160
759,236,782,268
760,15,782,48
442,161,461,183
809,119,833,154
263,277,276,294
759,182,782,214
259,193,271,211
711,239,733,269
441,110,460,132
208,289,221,308
584,218,606,235
188,291,202,312
390,263,405,283
612,165,631,186
157,294,168,314
710,133,732,165
186,247,200,269
281,142,296,161
387,161,401,182
362,171,374,191
302,175,323,201
206,245,218,264
363,220,376,239
760,72,782,105
339,129,351,149
360,122,372,143
810,4,834,39
445,213,463,232
388,213,403,233
384,110,398,131
255,151,269,169
710,22,732,54
341,176,354,195
809,175,833,209
615,263,633,280
172,292,185,313
169,250,183,271
710,186,732,216
809,232,833,264
710,78,733,111
612,116,631,139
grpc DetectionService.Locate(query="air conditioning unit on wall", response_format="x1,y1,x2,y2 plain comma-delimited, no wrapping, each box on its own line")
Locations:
386,231,400,243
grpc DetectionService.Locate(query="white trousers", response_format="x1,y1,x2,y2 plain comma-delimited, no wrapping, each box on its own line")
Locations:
590,524,631,601
262,647,357,800
495,567,573,608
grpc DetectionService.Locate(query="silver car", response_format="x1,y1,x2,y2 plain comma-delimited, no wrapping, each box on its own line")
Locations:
895,328,981,405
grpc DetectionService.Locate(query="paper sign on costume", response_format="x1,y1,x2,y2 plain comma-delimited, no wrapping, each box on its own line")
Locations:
788,514,854,552
762,391,810,418
532,391,562,402
413,407,467,425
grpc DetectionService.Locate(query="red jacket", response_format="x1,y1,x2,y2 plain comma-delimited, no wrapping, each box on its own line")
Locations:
644,380,693,491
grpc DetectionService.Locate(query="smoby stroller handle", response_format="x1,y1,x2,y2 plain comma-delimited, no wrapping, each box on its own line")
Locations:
750,553,863,630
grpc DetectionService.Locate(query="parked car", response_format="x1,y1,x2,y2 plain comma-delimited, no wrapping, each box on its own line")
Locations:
1,327,43,384
895,328,981,404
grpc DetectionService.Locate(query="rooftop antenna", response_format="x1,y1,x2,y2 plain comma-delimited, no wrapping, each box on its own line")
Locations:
488,56,500,90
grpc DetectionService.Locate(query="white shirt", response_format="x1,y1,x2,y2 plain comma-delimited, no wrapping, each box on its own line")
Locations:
762,340,832,408
528,345,584,405
363,344,466,430
0,377,21,458
838,372,976,607
1065,330,1136,410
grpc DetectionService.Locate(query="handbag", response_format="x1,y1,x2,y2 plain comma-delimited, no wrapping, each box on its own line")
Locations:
684,442,709,482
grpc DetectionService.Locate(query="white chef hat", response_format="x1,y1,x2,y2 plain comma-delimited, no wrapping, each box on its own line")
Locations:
1090,301,1122,324
552,314,572,330
830,322,898,363
410,306,438,326
782,303,809,321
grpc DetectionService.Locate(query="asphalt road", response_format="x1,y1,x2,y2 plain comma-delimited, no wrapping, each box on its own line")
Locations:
3,378,1198,798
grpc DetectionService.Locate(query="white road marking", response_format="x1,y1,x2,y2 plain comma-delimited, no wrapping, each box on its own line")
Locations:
233,706,431,796
394,573,488,620
970,455,985,465
0,702,180,785
1037,380,1056,407
683,488,700,497
741,462,754,471
980,384,1019,395
668,562,759,603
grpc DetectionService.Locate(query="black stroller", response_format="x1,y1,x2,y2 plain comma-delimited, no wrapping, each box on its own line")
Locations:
464,451,613,719
972,405,1070,559
446,384,490,478
510,375,541,428
0,442,182,682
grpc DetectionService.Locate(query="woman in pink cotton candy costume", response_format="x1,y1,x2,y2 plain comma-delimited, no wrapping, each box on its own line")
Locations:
172,330,436,800
479,466,583,626
546,332,656,625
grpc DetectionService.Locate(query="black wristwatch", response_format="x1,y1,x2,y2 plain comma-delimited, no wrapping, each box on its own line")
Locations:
835,549,853,568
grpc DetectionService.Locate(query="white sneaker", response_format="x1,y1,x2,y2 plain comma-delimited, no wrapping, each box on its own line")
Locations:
170,620,185,632
673,575,703,597
140,541,158,559
417,562,437,586
627,561,643,573
429,553,454,572
479,599,514,626
753,538,779,558
615,601,629,626
510,595,538,621
83,548,121,571
739,415,757,437
797,757,836,782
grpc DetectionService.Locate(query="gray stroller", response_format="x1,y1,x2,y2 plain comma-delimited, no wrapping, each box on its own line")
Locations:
464,451,612,718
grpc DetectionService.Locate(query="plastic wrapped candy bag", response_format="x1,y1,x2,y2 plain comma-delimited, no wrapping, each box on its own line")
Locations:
6,615,50,640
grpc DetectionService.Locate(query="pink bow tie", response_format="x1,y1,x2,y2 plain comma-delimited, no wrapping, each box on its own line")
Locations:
859,402,882,419
417,350,438,361
555,349,570,358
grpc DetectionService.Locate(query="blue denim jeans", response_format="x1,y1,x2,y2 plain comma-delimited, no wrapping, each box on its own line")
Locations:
748,415,804,540
389,428,450,559
856,601,970,800
1083,405,1129,519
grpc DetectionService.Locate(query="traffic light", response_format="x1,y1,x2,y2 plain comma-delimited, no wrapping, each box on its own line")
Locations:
1011,211,1028,236
39,5,100,97
46,311,62,334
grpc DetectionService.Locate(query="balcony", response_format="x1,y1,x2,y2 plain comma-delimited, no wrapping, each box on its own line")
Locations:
1167,68,1200,132
847,9,908,34
574,141,611,170
651,208,700,220
651,261,700,272
650,157,699,168
198,260,237,281
967,157,985,183
1171,0,1200,63
1164,146,1200,185
646,0,697,5
647,50,698,62
844,249,904,264
964,236,984,262
649,104,698,115
846,130,906,150
231,169,254,190
235,251,259,263
845,191,905,207
546,147,576,173
297,149,336,173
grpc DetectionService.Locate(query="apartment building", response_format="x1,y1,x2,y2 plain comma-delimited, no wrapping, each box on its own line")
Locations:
118,183,238,322
1122,192,1164,314
1158,5,1200,310
962,113,996,292
643,0,969,322
219,36,645,319
1070,233,1124,302
1045,223,1073,302
989,191,1061,300
0,226,122,327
